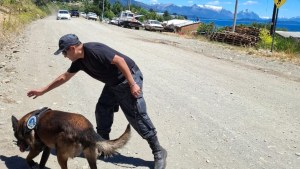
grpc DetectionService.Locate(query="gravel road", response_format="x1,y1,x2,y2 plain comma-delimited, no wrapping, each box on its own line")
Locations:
0,15,300,169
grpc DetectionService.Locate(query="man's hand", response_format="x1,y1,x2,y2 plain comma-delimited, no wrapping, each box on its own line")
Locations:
130,83,141,98
112,55,142,98
27,88,45,99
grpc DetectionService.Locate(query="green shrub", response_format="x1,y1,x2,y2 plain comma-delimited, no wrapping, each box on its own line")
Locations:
104,10,115,20
257,28,273,49
257,28,300,55
275,36,300,54
197,22,215,35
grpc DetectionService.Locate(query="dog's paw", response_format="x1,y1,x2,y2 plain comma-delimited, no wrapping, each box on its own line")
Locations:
28,160,39,169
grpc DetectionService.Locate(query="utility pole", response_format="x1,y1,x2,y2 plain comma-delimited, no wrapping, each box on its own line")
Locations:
270,0,286,52
270,4,277,35
128,0,131,11
232,0,238,32
271,7,279,52
101,0,104,21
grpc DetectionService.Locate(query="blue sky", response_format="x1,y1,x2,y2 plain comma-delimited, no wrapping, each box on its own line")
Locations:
136,0,299,18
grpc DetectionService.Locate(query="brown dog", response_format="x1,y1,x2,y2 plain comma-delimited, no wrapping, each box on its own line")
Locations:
11,107,131,169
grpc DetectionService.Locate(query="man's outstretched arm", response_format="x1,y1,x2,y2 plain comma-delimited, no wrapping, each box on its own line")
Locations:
27,72,76,99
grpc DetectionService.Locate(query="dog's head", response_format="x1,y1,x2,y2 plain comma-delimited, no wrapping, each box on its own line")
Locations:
11,115,30,152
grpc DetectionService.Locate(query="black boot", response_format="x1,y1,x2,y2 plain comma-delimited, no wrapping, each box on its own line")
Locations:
99,133,110,140
96,128,110,140
148,136,167,169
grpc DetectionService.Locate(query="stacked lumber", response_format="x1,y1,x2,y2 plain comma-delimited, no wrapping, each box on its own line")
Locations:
210,26,260,47
210,31,259,47
225,26,260,37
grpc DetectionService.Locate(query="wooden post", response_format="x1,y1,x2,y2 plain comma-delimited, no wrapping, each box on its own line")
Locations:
232,0,238,32
270,4,277,35
271,7,279,52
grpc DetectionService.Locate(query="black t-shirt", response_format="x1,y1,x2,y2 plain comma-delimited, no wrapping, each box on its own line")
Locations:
67,42,135,85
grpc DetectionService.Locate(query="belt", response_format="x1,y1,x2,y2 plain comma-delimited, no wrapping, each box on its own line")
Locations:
131,64,139,74
112,65,139,86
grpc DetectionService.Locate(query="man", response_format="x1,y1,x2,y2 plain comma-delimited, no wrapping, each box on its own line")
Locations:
27,34,167,169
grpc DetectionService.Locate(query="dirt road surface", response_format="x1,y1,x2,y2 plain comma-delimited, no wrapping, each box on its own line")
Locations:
0,15,300,169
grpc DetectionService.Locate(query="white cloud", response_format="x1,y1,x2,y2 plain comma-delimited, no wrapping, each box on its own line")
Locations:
150,0,158,4
243,1,258,5
206,1,232,6
198,4,223,12
207,1,220,5
188,1,194,5
223,2,232,5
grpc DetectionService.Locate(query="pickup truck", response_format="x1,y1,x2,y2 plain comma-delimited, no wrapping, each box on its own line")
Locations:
118,10,143,29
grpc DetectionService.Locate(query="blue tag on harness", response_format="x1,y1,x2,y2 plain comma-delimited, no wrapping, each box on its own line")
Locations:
27,116,37,130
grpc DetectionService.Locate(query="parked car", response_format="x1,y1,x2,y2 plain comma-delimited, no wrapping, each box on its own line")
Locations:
80,12,86,18
70,10,79,17
109,17,119,25
56,10,71,20
86,12,98,21
144,20,164,31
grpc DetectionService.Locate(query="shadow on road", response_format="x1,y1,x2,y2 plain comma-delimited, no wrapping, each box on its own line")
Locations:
0,155,50,169
0,152,152,169
0,155,27,169
101,153,153,168
53,150,152,168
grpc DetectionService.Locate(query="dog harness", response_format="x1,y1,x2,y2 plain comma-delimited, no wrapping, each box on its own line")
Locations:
24,107,51,134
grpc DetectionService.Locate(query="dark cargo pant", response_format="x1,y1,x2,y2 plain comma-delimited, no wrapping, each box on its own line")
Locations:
95,65,157,139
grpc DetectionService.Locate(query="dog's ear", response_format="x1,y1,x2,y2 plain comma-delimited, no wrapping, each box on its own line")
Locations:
11,115,19,132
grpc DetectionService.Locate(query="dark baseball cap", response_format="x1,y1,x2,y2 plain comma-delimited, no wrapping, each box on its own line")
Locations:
54,34,81,55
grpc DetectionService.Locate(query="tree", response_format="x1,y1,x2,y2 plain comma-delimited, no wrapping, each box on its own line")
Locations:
104,0,111,12
111,1,122,16
105,10,115,19
145,10,157,20
163,10,172,21
34,0,48,6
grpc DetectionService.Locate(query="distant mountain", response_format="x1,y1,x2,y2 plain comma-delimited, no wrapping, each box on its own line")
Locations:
237,9,260,20
109,1,262,20
109,0,151,9
270,16,300,23
150,4,235,20
289,16,300,22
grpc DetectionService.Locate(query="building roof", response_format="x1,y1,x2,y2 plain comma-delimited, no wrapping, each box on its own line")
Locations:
276,31,300,39
176,21,200,28
163,19,200,28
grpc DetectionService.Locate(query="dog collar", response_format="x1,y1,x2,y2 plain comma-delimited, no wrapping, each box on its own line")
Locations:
24,107,51,134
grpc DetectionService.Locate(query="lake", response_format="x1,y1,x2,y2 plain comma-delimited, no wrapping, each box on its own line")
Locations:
195,19,300,32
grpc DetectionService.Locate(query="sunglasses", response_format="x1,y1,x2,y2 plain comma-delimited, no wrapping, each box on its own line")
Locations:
62,47,69,56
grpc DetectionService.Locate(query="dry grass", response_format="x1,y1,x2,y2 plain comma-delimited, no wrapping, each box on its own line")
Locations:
0,12,19,49
0,11,9,48
0,3,46,49
238,46,300,65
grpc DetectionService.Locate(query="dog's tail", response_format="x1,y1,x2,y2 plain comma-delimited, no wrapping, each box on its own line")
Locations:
96,124,131,157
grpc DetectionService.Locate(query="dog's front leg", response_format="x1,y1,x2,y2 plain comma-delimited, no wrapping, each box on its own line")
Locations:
39,146,50,169
26,149,41,169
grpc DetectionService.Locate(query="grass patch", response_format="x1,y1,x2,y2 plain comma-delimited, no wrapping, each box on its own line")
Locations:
258,28,300,58
0,0,50,34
